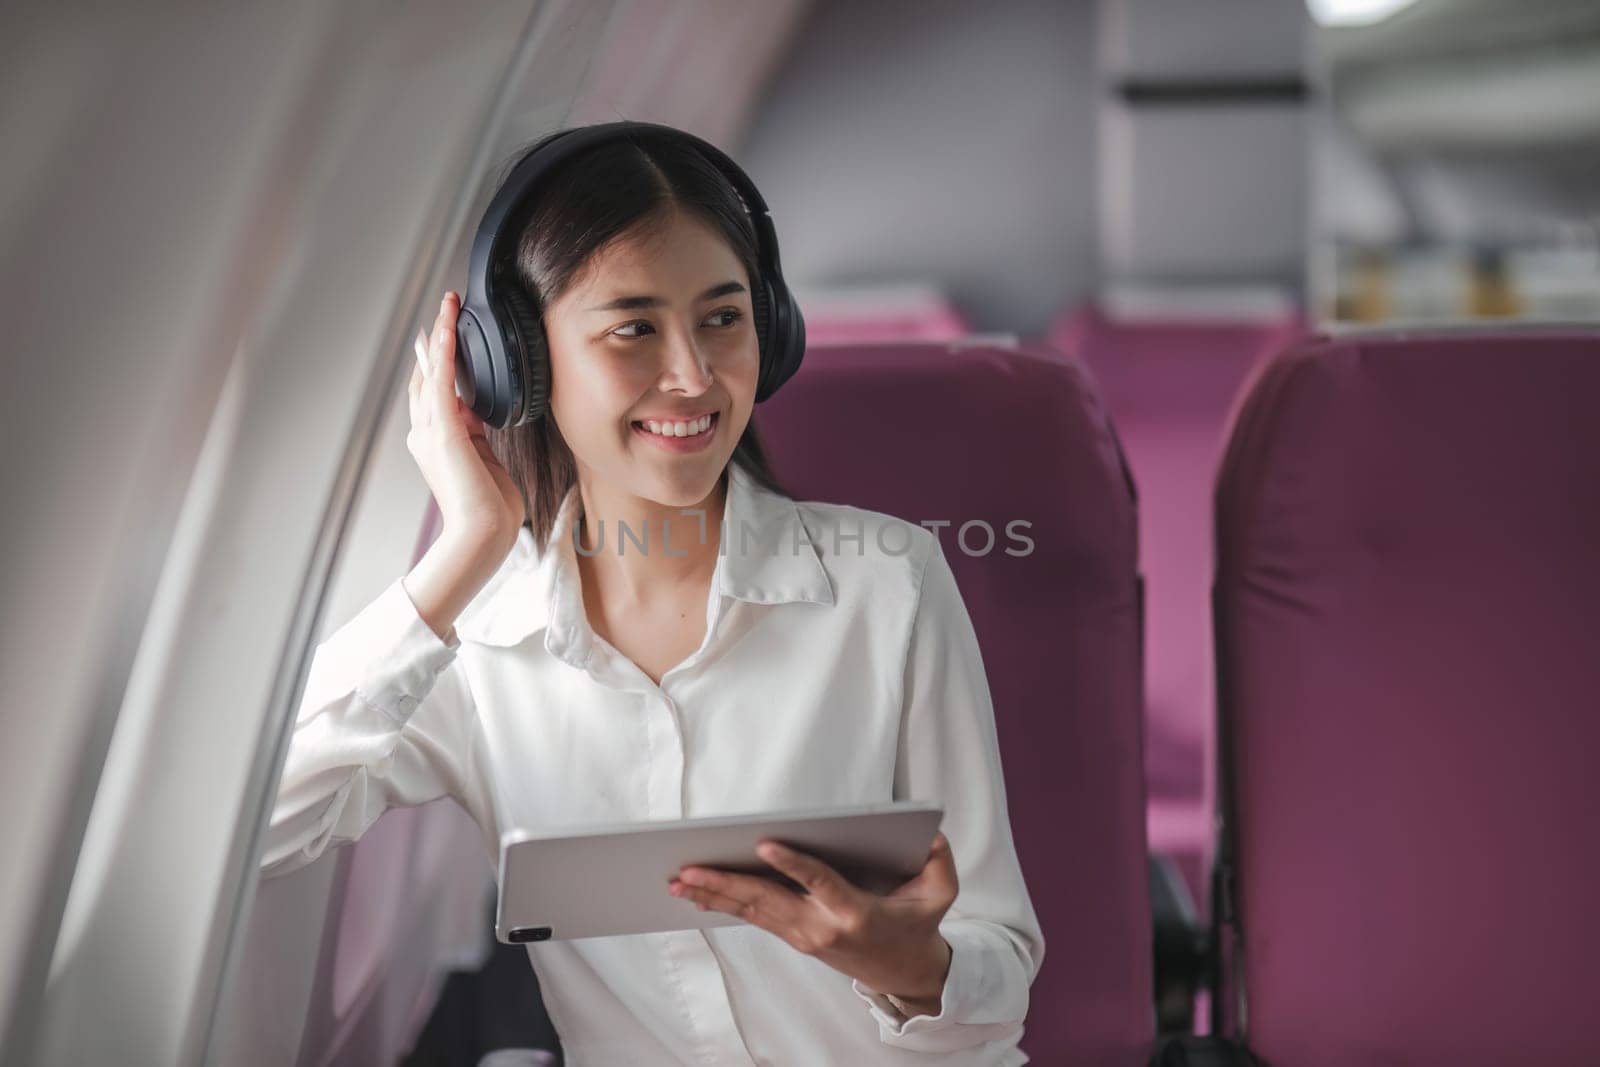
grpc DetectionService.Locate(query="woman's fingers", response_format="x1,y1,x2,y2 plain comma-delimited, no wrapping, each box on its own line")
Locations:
463,403,488,441
413,329,430,375
754,841,862,914
429,293,458,425
414,326,429,365
672,881,750,920
437,299,460,397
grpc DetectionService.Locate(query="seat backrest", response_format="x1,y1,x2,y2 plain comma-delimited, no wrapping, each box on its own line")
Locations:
756,341,1152,1065
1213,330,1600,1064
797,284,970,345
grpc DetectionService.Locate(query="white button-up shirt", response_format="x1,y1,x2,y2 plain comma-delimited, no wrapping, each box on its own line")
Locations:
262,460,1044,1065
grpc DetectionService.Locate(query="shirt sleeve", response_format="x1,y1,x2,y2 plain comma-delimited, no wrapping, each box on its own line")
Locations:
258,575,478,879
851,532,1047,1053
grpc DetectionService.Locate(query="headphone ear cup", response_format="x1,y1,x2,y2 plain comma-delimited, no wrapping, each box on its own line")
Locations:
751,280,772,356
500,284,550,425
754,278,805,402
777,285,805,384
752,280,780,402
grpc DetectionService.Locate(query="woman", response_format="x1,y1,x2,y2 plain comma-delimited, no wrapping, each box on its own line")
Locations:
262,123,1044,1064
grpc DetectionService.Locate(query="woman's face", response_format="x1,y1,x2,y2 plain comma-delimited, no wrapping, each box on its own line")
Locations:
542,207,759,509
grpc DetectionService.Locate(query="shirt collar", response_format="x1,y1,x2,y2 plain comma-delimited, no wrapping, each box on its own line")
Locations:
454,461,834,659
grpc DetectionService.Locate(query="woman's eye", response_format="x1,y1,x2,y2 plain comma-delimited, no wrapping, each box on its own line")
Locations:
611,309,741,339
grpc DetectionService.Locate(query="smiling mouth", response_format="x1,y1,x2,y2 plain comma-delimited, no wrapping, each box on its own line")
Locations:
630,412,719,438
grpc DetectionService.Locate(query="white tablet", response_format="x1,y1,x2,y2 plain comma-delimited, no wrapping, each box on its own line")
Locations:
495,800,944,944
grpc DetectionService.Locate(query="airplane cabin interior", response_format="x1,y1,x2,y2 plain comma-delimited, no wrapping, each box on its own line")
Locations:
3,1,1597,1065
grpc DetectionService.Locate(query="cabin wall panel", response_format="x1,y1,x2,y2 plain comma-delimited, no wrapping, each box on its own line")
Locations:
739,0,1100,335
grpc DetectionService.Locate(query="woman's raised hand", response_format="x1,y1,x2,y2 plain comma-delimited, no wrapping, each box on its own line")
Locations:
407,291,525,557
400,292,528,642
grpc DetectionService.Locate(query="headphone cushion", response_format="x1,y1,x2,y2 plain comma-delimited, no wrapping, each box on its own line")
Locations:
752,279,779,401
752,281,772,349
500,284,549,425
755,279,805,402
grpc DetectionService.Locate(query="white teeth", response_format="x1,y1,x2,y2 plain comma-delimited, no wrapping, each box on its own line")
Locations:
640,414,713,438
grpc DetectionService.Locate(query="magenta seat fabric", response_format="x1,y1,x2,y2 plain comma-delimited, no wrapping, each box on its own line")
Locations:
1051,305,1302,416
1213,330,1600,1065
756,341,1152,1065
1048,304,1304,894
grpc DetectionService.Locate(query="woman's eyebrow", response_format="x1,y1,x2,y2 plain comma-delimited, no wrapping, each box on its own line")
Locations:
585,280,746,312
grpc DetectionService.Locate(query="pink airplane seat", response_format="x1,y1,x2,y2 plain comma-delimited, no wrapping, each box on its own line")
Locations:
1047,301,1305,899
795,283,971,344
755,340,1153,1065
1211,329,1600,1065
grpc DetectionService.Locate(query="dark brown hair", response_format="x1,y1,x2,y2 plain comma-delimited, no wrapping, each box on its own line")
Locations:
482,125,791,556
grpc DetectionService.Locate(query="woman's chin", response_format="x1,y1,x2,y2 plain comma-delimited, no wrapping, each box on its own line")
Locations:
631,458,726,509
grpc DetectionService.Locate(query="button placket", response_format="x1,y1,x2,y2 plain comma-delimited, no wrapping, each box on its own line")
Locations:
566,544,754,1060
657,651,756,1062
665,929,758,1065
643,683,749,1063
645,687,685,821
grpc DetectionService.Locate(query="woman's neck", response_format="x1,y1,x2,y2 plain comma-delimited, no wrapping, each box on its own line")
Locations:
572,469,727,609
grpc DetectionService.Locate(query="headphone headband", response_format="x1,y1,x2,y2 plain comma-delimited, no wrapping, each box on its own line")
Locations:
469,121,777,309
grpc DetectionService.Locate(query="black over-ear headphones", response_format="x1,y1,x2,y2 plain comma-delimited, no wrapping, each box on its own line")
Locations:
454,120,807,429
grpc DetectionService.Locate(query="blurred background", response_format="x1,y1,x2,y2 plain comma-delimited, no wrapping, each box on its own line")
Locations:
2,1,1596,1065
1312,0,1600,324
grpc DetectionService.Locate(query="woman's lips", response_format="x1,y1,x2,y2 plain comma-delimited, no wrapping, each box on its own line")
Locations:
631,411,719,454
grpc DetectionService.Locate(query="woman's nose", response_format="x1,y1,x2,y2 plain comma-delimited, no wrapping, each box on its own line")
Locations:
657,328,715,391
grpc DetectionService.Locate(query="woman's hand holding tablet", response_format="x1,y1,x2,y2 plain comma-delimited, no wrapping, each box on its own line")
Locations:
494,801,955,1019
671,828,959,1017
